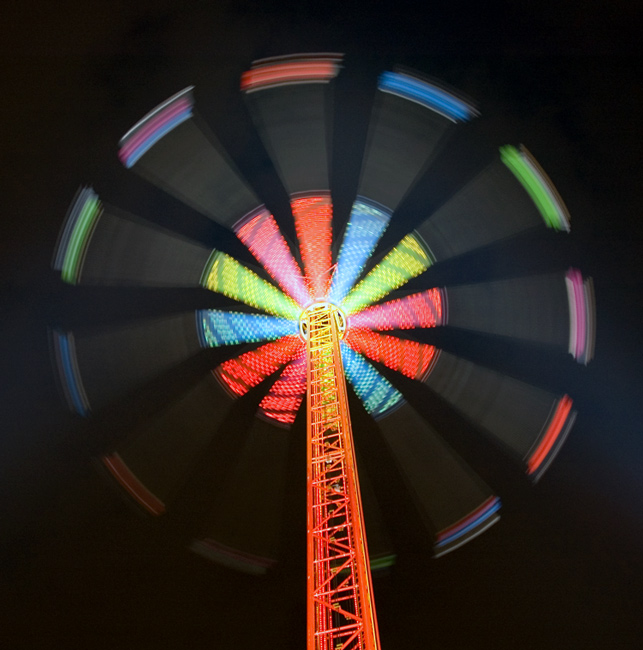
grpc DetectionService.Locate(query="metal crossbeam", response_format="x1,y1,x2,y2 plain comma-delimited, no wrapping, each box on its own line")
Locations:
303,303,381,650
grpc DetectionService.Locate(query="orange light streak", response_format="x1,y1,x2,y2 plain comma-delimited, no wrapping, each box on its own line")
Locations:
527,395,573,474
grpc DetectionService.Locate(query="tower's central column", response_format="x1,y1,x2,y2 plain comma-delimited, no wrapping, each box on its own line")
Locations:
302,302,381,650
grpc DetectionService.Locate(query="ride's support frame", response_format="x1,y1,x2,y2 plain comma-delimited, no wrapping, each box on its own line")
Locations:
303,302,381,650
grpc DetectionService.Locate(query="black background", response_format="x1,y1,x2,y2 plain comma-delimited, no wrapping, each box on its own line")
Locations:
1,1,642,648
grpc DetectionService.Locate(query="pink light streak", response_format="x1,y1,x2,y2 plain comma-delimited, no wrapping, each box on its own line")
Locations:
234,208,311,307
119,97,192,165
349,288,444,330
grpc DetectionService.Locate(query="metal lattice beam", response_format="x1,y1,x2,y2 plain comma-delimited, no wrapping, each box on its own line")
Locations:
303,303,380,650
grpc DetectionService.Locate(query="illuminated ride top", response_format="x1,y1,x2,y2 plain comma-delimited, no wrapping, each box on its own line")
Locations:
52,54,595,650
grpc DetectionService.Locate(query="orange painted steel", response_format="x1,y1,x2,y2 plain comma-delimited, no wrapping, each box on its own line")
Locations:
303,303,381,650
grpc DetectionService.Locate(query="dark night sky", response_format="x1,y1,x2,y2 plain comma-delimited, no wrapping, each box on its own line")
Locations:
1,1,642,648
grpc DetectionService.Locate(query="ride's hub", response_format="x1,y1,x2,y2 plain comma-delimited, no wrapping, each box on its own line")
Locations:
299,301,346,341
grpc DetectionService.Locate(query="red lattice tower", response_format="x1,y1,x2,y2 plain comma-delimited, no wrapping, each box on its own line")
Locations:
302,302,381,650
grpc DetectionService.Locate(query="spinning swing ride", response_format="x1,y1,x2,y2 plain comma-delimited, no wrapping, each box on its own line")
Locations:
52,54,595,650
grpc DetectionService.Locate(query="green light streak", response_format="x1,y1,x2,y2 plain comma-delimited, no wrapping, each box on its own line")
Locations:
342,233,433,315
61,196,102,284
202,251,300,320
500,145,569,231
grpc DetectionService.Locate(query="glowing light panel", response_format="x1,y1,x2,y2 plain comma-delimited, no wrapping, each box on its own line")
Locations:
197,310,297,348
345,328,439,381
342,233,433,315
500,145,571,232
340,343,404,419
119,87,194,169
328,199,391,304
291,194,333,300
349,288,444,331
258,351,307,425
215,336,303,397
379,71,477,122
53,187,102,285
234,207,311,307
202,250,300,320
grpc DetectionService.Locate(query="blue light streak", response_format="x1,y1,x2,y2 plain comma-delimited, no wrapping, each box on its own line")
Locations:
328,199,391,304
197,310,297,348
379,71,476,122
340,343,404,419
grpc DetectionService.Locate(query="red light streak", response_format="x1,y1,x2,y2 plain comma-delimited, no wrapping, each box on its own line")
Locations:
292,194,333,300
527,395,573,475
241,61,339,92
103,453,165,516
214,336,303,397
259,352,307,425
345,328,439,381
349,288,443,330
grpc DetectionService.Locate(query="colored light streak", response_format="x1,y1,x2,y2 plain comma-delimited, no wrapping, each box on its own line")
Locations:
51,331,90,416
190,539,276,575
291,194,333,300
434,496,501,556
345,328,439,381
258,351,307,425
53,187,102,285
241,55,342,93
234,207,311,307
328,199,391,304
103,453,165,516
197,310,298,348
202,250,300,320
349,288,444,331
527,395,575,479
379,71,477,122
369,554,397,571
119,87,194,168
566,268,596,365
214,336,303,398
340,343,404,419
342,233,433,315
500,145,571,232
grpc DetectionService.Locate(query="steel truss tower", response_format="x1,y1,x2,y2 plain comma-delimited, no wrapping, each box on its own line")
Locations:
302,302,381,650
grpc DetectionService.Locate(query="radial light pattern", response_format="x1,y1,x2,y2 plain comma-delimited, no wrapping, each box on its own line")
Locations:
53,61,591,565
200,192,443,424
